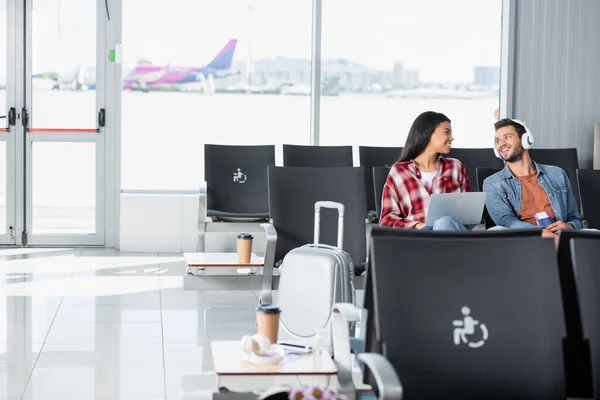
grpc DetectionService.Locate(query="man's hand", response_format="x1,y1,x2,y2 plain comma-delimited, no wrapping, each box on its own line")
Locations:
414,222,424,230
547,221,574,233
541,228,558,243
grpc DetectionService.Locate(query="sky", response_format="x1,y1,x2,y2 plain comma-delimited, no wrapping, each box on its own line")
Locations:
1,0,503,83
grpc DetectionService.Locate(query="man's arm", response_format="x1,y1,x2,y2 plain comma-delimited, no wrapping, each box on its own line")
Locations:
483,179,541,229
562,171,583,229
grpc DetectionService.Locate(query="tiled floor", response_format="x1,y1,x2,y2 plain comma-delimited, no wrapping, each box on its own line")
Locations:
0,248,354,399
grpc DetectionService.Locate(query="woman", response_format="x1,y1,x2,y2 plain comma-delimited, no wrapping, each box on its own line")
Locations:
379,111,471,230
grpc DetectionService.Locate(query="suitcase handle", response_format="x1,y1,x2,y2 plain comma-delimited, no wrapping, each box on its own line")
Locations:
314,201,345,248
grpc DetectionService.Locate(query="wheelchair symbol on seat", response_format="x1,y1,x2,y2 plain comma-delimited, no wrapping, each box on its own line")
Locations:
453,306,488,348
233,168,247,184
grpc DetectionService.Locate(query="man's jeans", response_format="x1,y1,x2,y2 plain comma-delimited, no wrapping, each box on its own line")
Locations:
420,216,468,231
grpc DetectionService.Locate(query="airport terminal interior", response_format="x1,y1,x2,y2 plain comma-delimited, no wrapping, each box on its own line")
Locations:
1,0,600,399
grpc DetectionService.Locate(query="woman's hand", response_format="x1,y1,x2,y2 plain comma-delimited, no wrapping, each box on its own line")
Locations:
414,222,424,230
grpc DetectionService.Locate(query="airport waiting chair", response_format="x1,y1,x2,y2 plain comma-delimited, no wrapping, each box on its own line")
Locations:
373,167,391,221
360,229,564,399
476,167,502,228
556,230,600,399
267,166,367,275
570,235,600,400
204,144,275,222
282,144,353,167
358,146,402,220
576,169,600,229
529,148,581,214
447,148,504,190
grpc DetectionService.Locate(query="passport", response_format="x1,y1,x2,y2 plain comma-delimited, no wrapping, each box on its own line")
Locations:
534,211,553,228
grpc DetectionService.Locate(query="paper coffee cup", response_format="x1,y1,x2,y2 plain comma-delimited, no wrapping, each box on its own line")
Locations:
256,303,281,344
237,233,253,263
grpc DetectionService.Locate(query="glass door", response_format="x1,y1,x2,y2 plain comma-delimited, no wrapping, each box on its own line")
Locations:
0,0,16,245
21,0,105,245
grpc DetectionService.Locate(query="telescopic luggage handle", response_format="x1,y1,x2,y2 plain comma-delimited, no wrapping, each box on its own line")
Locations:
314,201,345,248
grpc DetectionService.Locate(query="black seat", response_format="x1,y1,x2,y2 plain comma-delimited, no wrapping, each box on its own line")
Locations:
267,166,367,275
358,146,402,219
372,167,391,221
556,230,600,399
476,167,502,228
204,144,275,221
447,148,504,190
364,228,564,399
576,169,600,228
282,144,353,167
529,148,580,213
569,235,600,399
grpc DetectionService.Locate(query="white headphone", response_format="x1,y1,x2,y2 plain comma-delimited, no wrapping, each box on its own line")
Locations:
240,334,284,365
493,118,534,159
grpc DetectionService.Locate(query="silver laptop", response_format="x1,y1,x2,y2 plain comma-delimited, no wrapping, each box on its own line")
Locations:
425,192,487,227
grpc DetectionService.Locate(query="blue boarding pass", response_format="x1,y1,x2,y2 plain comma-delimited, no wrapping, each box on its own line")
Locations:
534,211,553,228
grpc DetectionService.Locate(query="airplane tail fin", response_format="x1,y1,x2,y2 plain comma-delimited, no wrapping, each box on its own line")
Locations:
206,39,238,70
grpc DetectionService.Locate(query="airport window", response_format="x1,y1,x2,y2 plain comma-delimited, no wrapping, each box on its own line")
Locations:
320,0,502,150
121,0,312,190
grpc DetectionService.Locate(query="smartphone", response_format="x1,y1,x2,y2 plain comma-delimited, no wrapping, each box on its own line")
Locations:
278,342,313,354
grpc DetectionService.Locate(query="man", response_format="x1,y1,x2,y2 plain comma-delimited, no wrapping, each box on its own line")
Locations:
483,118,583,240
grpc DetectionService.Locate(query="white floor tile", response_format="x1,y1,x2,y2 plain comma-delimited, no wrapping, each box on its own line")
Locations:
0,367,35,398
54,304,161,323
60,290,161,306
163,343,207,372
0,322,52,344
44,322,164,344
23,367,166,399
35,342,164,368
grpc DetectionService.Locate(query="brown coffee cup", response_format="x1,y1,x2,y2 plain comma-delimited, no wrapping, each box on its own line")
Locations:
256,303,281,344
237,233,253,264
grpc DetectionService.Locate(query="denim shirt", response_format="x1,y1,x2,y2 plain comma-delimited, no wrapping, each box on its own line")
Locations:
482,161,583,230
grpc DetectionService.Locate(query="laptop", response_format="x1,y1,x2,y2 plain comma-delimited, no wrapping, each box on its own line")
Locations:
425,192,487,227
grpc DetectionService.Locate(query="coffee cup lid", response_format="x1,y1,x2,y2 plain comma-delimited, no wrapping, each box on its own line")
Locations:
256,303,281,314
237,232,253,239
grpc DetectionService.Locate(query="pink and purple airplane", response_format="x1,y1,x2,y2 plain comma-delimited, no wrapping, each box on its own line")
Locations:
122,39,239,92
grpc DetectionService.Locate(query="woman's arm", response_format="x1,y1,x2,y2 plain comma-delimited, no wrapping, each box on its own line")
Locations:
379,169,420,229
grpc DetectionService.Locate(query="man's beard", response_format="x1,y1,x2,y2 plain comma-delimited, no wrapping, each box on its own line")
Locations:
503,145,524,163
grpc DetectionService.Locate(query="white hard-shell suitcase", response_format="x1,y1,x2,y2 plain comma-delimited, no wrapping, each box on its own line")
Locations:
276,201,356,351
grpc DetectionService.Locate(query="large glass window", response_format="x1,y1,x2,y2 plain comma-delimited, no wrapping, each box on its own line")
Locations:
320,0,502,149
121,0,312,190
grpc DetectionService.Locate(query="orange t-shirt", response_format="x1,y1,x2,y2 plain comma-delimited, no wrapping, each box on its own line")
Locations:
516,172,556,226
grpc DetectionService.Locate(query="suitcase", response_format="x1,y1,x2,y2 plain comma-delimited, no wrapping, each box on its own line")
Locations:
276,201,356,351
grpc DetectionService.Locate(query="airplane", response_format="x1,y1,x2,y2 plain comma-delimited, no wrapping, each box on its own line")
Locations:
49,39,239,93
122,39,240,93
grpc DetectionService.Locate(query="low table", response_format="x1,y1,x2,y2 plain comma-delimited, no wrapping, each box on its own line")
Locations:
183,252,275,303
185,252,264,269
211,340,337,387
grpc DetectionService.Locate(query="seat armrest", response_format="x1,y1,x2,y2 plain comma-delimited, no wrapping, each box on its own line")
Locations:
332,303,362,398
358,353,403,400
260,223,277,277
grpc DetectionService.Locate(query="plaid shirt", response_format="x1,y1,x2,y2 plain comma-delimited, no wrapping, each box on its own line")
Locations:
380,157,471,229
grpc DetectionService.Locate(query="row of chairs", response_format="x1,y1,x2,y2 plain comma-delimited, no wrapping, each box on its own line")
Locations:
205,144,582,223
335,228,600,399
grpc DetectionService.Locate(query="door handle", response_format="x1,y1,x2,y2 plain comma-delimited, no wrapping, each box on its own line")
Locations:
8,107,16,126
21,107,29,132
97,108,105,131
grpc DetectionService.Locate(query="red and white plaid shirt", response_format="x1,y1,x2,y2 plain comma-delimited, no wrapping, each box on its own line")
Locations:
379,157,471,229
